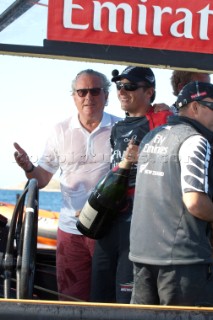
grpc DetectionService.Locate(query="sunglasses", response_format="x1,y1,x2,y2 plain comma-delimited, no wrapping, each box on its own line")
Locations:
75,87,104,97
116,82,148,91
198,100,213,110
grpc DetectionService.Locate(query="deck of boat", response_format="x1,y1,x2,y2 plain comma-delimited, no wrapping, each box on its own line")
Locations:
1,299,213,320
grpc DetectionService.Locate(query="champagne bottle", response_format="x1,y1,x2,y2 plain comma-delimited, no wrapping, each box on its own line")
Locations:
76,162,131,239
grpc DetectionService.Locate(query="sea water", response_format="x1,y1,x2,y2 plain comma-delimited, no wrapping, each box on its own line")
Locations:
0,189,61,212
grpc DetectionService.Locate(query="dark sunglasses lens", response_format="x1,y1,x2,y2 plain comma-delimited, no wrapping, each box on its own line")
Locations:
125,84,138,91
76,89,88,97
90,88,102,96
116,83,138,91
76,88,102,97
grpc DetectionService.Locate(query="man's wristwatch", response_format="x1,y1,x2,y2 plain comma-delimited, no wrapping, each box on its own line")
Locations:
25,163,35,173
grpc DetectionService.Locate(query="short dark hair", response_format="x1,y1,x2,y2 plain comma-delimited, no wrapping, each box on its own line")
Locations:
171,71,209,96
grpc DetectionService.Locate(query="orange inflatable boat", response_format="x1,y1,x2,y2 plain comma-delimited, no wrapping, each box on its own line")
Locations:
0,202,58,249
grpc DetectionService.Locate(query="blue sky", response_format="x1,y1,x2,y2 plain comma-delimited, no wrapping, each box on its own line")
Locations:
0,1,204,188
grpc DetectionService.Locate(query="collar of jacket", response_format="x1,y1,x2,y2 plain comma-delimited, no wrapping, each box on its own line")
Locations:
168,115,213,145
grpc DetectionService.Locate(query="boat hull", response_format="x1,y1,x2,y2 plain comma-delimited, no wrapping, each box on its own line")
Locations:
0,202,58,249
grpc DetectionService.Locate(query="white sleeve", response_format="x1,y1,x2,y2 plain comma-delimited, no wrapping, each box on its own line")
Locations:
179,134,211,194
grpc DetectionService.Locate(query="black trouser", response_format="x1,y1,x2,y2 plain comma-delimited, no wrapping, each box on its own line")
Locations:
90,217,133,303
131,263,213,306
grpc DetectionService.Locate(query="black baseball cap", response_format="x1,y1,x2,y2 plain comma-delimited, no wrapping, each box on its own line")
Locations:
176,81,213,109
111,66,156,87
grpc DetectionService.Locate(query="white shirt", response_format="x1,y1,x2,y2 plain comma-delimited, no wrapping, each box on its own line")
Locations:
38,112,121,234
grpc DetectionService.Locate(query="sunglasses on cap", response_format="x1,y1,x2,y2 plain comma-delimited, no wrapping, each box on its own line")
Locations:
198,100,213,110
75,87,104,97
116,82,148,91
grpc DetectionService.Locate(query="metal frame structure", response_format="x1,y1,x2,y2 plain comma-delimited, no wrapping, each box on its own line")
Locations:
0,1,213,319
0,0,40,32
0,39,212,72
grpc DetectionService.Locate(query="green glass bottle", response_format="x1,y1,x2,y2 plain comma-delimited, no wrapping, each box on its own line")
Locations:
76,165,130,239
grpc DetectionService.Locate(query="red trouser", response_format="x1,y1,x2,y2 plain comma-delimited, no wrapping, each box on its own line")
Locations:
56,228,95,301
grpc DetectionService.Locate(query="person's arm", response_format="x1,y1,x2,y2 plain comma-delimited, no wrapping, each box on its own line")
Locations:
179,134,213,221
183,192,213,222
14,142,53,189
152,103,170,112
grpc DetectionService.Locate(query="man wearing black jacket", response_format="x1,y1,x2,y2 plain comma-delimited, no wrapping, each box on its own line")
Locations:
90,66,172,303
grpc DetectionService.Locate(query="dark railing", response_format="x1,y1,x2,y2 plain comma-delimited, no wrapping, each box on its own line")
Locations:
0,179,38,299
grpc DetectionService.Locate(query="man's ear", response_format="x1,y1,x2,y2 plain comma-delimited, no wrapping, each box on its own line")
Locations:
191,101,199,115
147,87,155,99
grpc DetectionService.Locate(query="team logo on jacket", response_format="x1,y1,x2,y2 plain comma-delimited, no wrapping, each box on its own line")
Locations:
120,282,133,292
121,130,133,138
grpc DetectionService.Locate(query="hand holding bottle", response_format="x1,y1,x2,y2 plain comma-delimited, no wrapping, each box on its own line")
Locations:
120,138,139,168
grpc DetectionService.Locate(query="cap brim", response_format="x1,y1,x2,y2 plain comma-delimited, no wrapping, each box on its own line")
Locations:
111,74,142,83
